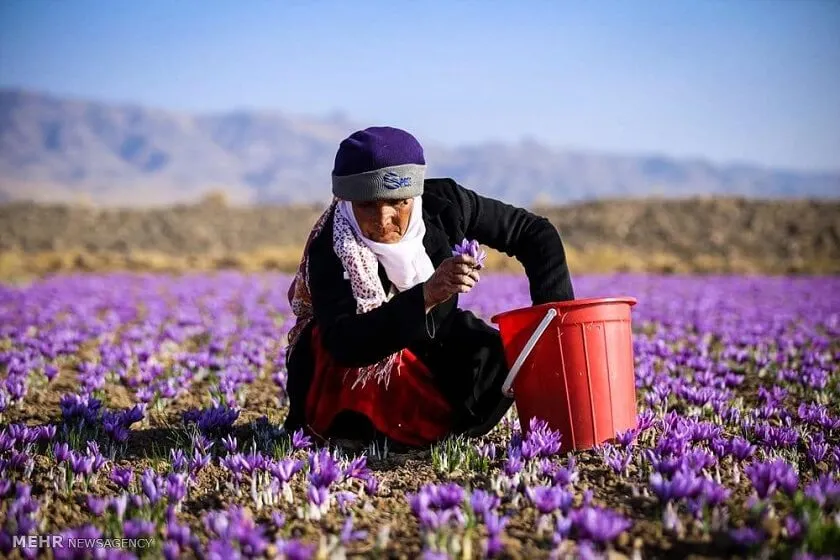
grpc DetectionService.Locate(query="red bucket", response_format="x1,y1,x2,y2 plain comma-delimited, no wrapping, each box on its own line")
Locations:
490,297,638,451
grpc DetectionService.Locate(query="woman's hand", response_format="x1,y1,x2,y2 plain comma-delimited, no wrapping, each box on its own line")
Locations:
422,254,480,311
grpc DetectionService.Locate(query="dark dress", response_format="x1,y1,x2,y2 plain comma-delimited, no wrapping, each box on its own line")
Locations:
282,178,575,441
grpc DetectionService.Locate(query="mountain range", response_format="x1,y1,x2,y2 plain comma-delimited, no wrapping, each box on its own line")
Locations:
1,88,838,207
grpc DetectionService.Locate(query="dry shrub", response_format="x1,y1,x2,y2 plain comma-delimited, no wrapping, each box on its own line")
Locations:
198,189,230,208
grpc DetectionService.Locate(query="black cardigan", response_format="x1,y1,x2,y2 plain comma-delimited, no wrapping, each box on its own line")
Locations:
302,178,575,368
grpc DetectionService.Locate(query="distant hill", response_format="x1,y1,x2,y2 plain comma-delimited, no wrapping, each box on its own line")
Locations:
1,88,838,207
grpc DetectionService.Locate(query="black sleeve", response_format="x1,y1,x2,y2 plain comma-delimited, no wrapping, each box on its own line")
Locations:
308,239,435,368
448,179,575,305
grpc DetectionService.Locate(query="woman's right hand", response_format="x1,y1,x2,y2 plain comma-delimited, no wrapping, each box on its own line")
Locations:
422,254,480,311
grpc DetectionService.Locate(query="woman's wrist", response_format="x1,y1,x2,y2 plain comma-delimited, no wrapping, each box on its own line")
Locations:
422,283,436,313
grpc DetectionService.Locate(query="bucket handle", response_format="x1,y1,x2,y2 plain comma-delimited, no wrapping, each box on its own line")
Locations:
501,307,558,397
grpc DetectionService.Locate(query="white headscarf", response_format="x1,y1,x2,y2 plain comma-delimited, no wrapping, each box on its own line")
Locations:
337,196,435,292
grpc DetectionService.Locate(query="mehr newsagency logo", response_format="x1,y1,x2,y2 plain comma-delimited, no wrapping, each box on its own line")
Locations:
14,535,155,550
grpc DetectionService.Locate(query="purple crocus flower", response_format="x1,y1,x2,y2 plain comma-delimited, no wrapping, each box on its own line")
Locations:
615,428,638,447
649,470,703,502
207,540,238,558
59,394,102,427
2,483,40,551
485,511,509,557
44,364,59,382
477,443,496,462
124,519,156,538
307,485,330,509
699,479,731,507
550,457,579,488
87,448,107,473
241,451,267,475
648,451,683,476
804,474,840,508
162,542,180,560
170,449,187,472
166,473,188,503
709,437,728,458
683,449,716,472
276,539,316,560
554,514,573,541
343,456,369,480
0,479,12,498
784,516,803,540
570,506,632,544
123,404,146,425
110,466,134,490
526,485,573,515
183,404,239,437
419,508,465,531
729,526,766,547
272,370,288,391
136,386,155,403
745,458,799,499
606,450,633,475
86,495,108,516
37,424,57,442
452,238,487,269
364,475,380,496
221,454,246,481
53,442,71,463
336,491,357,514
429,483,465,510
503,456,522,476
408,490,432,518
292,429,312,450
140,468,163,504
636,409,656,432
308,449,342,489
270,457,303,484
102,412,130,443
339,516,367,545
202,505,268,557
69,452,94,476
164,516,191,547
807,440,829,464
470,489,501,520
728,437,756,461
524,417,563,458
0,430,16,453
6,378,27,401
222,435,238,454
9,425,34,445
110,494,128,520
189,449,211,475
5,450,31,473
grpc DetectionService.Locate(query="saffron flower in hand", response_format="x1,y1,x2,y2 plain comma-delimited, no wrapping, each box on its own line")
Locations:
452,239,487,269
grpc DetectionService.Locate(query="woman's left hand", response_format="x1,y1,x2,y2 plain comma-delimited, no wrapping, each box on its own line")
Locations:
423,254,480,310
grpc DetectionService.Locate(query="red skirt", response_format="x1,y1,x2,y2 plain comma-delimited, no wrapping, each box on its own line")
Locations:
304,326,454,447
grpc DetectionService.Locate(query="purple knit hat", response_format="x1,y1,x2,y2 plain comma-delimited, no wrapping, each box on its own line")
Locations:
331,126,426,201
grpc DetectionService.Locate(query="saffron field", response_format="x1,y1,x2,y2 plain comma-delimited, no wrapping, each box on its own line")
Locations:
1,272,839,559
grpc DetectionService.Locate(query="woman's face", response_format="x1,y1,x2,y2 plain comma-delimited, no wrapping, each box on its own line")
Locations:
352,198,413,243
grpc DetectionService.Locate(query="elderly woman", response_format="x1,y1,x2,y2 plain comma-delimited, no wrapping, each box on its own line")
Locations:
283,126,575,446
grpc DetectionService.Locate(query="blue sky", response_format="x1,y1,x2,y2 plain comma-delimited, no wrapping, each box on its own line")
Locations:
1,0,839,171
